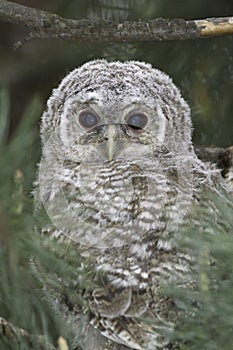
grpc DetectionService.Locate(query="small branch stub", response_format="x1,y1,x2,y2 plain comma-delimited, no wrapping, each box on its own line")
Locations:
196,17,233,37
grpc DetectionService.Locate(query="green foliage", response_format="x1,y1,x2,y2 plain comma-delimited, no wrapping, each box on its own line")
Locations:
0,90,67,349
166,191,233,350
0,90,99,349
1,89,233,350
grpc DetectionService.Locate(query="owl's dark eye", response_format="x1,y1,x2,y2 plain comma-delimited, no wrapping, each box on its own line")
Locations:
126,112,148,132
78,109,100,130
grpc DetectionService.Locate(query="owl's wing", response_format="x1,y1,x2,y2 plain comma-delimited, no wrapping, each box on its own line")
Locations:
87,284,175,350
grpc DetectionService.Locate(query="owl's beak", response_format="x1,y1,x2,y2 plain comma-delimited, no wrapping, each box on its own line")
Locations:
97,124,126,161
106,124,117,161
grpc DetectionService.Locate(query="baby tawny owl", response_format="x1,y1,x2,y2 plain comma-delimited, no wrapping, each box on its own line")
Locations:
37,60,224,350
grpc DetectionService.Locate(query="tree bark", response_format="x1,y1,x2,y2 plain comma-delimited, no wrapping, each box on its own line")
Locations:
195,146,233,177
0,0,233,44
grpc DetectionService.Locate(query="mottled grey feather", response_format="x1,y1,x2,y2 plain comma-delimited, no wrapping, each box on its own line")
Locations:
36,60,227,350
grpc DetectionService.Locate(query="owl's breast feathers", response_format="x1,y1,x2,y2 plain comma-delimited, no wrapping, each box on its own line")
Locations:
57,158,186,226
43,159,193,349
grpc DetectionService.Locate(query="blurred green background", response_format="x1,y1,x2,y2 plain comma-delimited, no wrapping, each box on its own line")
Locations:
0,0,233,148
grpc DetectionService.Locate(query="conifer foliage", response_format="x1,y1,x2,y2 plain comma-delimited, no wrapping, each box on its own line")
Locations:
0,90,233,349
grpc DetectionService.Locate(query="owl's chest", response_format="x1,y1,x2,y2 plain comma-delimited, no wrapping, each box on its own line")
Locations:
50,159,190,248
73,161,148,218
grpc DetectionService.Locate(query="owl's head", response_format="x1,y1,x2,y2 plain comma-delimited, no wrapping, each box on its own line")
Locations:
39,61,213,248
41,60,193,163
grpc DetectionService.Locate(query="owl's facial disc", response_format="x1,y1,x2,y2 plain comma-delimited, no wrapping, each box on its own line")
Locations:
61,102,164,162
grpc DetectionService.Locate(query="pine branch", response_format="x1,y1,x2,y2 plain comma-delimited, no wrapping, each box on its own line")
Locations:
0,0,233,46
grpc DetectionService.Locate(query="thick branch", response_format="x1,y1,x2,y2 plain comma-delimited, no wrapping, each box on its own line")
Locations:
0,0,233,43
195,146,227,163
195,146,233,177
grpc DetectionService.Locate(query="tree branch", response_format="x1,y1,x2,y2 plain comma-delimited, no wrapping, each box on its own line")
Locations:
0,317,70,349
0,0,233,44
0,317,56,349
195,146,233,177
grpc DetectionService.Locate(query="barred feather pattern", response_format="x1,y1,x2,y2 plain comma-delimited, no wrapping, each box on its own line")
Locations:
36,60,225,350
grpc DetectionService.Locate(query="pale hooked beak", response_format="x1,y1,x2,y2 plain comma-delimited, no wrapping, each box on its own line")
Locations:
106,124,117,161
97,124,126,161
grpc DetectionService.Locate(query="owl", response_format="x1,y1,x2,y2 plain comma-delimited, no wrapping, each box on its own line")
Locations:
36,60,226,350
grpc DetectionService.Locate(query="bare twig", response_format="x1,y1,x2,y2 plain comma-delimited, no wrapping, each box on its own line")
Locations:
0,0,233,44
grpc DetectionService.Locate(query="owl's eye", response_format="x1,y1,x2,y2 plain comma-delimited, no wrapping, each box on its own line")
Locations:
78,109,100,130
126,112,148,132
